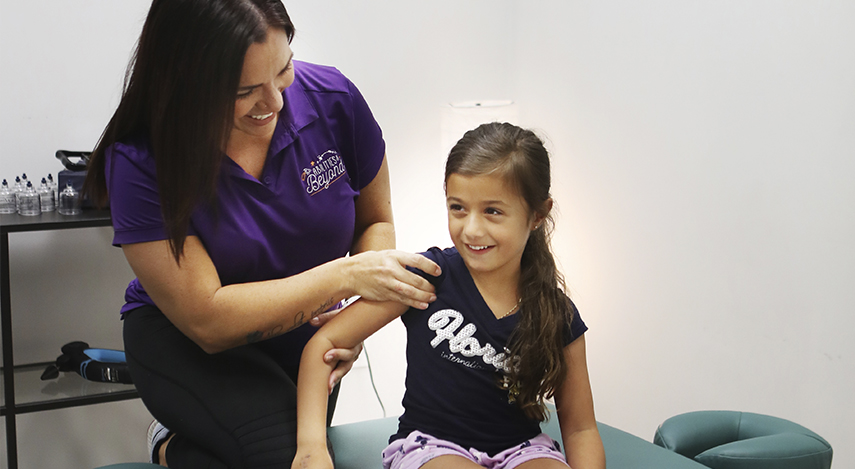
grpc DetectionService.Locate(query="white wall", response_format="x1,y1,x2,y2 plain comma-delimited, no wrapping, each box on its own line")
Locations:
1,0,852,467
512,1,855,467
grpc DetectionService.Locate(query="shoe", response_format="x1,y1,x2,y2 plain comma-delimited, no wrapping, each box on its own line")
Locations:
147,419,172,464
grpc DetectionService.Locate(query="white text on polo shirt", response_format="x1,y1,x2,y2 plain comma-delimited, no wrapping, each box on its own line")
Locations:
303,150,346,195
428,309,510,372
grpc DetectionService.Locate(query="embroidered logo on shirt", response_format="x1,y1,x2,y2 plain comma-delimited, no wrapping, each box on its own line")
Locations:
428,309,511,372
301,150,346,195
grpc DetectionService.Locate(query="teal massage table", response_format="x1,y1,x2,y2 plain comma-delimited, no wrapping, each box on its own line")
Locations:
98,414,706,468
328,414,707,469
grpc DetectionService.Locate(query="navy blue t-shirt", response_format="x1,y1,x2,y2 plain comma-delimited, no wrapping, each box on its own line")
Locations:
392,247,587,455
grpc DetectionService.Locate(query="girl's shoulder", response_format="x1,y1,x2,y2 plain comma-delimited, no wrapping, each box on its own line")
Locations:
408,246,461,287
423,245,464,271
422,246,458,263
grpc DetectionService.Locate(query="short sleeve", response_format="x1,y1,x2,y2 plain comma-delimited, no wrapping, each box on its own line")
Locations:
406,247,446,288
105,140,185,246
563,299,588,346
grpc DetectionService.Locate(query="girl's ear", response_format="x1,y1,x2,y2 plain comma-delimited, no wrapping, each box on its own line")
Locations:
531,198,553,230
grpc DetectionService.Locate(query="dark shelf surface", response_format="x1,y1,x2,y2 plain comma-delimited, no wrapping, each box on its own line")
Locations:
0,363,137,416
0,209,111,234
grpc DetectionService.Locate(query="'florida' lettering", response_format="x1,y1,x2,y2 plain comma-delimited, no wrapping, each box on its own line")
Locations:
428,309,510,372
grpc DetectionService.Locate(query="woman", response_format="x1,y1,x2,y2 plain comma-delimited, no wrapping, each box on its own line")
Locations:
84,0,439,467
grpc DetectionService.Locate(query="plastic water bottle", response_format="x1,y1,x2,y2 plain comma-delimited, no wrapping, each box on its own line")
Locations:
14,176,23,211
58,182,82,215
20,173,30,210
0,179,16,214
17,181,41,216
46,173,58,205
38,178,56,212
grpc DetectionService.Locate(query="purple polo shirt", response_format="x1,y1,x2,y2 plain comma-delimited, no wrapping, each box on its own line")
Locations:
106,61,385,367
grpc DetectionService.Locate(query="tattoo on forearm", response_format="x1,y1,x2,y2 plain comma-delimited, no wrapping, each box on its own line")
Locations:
290,311,306,331
285,297,335,332
246,331,263,344
246,325,284,344
310,297,336,319
245,298,336,345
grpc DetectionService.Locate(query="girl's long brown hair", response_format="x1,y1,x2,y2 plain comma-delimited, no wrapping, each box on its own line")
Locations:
446,122,573,421
83,0,294,261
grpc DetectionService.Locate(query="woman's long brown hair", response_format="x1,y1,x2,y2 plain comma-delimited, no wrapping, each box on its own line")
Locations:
446,122,573,421
83,0,294,261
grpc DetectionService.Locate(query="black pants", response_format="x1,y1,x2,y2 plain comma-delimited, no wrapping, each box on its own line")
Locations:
124,305,338,468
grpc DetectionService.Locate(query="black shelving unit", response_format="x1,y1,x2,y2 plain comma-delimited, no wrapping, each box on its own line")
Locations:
0,210,138,469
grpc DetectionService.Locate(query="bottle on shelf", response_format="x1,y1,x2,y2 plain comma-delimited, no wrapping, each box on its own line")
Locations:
38,178,56,212
0,179,16,214
58,182,82,215
46,173,58,205
17,181,41,216
14,176,23,212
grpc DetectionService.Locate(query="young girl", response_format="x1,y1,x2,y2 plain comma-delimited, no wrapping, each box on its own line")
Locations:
293,122,605,469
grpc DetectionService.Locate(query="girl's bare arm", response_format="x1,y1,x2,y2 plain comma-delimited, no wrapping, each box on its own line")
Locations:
292,298,409,469
555,335,606,469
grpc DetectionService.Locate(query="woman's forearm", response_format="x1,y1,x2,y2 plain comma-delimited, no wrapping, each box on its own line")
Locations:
201,257,359,351
126,237,358,354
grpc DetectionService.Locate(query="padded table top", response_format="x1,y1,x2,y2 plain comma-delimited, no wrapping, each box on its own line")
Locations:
328,415,706,469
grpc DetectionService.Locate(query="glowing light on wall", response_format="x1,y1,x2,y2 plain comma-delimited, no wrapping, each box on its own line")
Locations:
440,100,518,159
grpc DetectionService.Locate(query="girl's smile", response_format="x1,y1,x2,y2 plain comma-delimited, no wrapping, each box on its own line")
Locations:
445,172,539,282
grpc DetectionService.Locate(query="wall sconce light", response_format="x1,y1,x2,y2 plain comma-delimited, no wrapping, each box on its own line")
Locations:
440,100,518,159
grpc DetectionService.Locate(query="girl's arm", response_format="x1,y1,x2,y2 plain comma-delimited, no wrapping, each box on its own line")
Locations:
554,335,606,469
293,298,409,469
313,154,421,386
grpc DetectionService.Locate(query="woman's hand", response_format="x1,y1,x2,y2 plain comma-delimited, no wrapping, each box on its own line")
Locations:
323,342,363,394
309,304,364,393
345,250,441,310
291,444,333,469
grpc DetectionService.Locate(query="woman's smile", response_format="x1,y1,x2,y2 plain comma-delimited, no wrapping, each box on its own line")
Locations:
246,111,276,126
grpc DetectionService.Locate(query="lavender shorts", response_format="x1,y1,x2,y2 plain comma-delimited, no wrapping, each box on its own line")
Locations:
381,430,568,469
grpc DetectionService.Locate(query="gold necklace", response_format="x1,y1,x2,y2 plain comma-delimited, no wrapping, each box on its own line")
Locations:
498,298,522,319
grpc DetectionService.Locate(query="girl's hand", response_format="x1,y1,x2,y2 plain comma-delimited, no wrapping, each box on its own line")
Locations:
346,250,441,310
291,445,333,469
323,342,363,393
